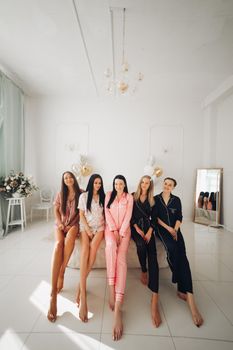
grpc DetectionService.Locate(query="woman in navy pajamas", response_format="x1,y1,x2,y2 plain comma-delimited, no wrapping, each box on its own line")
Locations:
153,177,203,327
131,175,161,327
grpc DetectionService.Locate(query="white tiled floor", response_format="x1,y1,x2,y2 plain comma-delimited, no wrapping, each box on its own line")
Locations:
0,220,233,350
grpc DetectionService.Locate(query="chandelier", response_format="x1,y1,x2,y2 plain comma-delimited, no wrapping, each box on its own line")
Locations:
104,7,144,95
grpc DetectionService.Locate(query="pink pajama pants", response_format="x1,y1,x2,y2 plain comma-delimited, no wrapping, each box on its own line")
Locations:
105,228,131,303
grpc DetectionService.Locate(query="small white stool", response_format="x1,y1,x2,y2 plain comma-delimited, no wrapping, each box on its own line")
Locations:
5,197,26,235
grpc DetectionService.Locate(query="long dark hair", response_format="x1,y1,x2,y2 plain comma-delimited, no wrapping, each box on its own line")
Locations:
60,171,81,215
86,174,105,212
107,174,128,209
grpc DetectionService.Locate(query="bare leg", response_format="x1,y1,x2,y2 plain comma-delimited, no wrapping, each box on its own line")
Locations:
140,272,148,285
186,292,203,327
76,231,103,305
76,282,81,306
76,283,81,306
87,231,104,273
79,231,90,322
177,291,187,301
57,276,64,294
57,226,78,293
151,293,161,327
113,300,123,341
48,294,57,323
47,229,64,322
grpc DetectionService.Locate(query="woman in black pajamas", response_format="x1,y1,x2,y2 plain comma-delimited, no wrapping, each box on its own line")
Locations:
153,177,203,327
131,175,161,327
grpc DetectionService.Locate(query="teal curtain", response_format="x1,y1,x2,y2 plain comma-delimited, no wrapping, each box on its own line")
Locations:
0,71,24,237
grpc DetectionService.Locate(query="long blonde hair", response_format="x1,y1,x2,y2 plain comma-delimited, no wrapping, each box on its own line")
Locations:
134,175,155,207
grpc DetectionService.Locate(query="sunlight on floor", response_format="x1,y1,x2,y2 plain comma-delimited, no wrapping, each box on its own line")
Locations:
0,329,25,350
29,280,94,320
60,326,109,350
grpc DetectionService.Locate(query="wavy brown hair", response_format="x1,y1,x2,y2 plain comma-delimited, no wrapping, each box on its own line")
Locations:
134,175,155,207
60,171,81,215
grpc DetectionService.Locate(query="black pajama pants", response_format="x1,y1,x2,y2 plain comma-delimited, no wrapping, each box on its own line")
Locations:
156,227,193,294
131,227,159,293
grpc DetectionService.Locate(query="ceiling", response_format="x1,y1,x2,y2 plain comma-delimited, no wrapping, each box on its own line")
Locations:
0,0,233,99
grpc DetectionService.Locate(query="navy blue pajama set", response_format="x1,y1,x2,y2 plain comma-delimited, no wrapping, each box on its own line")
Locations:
152,193,193,294
130,198,159,293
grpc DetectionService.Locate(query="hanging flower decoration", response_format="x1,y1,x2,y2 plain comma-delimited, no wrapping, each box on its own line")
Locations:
143,156,163,179
71,155,93,181
153,167,163,177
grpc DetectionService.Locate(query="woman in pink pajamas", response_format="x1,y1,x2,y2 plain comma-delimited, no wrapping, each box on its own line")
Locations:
105,175,133,341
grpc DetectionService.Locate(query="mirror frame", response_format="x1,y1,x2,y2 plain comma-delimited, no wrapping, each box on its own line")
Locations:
194,168,223,226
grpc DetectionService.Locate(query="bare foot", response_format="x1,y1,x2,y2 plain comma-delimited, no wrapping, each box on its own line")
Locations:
151,294,162,327
76,283,80,306
140,272,148,285
57,274,64,293
187,294,203,327
79,297,88,322
177,291,187,301
112,309,123,341
47,294,57,322
109,285,115,311
191,309,204,327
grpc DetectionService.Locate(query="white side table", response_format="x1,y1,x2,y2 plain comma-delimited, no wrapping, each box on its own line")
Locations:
5,197,26,234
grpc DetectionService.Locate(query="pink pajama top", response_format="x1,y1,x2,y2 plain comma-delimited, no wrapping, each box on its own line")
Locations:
54,192,79,232
105,191,133,237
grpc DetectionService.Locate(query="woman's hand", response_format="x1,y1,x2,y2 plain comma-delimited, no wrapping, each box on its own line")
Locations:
158,218,177,241
86,227,94,240
63,225,71,234
144,230,152,243
58,223,64,231
114,230,121,246
134,225,145,239
168,227,177,241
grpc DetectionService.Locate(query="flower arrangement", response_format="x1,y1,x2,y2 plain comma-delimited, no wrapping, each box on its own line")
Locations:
3,171,38,197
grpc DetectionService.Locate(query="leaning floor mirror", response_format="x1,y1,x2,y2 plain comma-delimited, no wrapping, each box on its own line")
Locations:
194,168,223,226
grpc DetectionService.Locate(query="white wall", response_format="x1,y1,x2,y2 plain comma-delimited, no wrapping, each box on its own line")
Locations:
215,93,233,231
25,94,204,219
202,85,233,232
